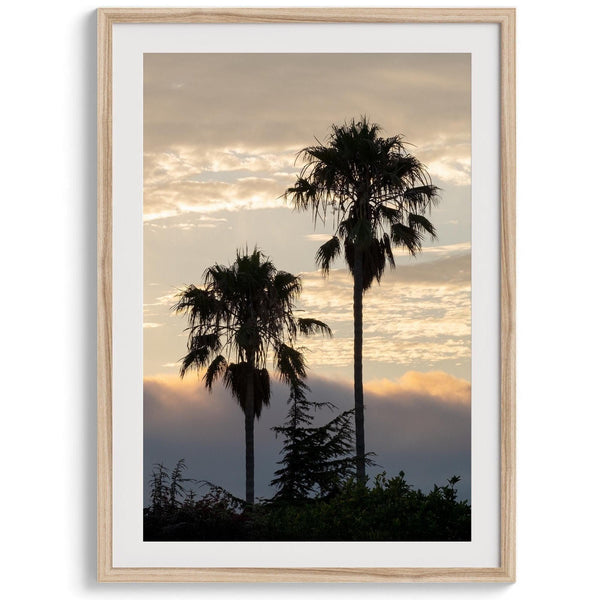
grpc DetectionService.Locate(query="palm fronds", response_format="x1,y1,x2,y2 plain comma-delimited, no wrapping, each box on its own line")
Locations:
175,248,331,420
315,236,341,275
284,117,440,278
297,318,332,337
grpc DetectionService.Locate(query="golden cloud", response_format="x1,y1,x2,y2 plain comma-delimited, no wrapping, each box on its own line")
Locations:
365,371,471,405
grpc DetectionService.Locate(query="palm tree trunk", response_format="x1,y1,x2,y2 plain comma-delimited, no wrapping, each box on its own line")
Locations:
245,369,255,504
353,251,366,483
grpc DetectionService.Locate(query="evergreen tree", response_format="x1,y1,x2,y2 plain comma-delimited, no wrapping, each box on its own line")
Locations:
271,374,360,502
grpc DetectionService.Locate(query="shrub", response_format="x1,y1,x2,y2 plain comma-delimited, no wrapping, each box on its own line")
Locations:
144,462,470,542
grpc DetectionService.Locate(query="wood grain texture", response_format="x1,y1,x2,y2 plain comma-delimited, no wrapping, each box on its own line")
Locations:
97,7,513,23
500,8,517,584
98,567,514,583
97,7,516,583
97,7,113,583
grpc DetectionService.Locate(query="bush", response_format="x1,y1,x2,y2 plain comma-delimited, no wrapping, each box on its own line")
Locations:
144,466,470,542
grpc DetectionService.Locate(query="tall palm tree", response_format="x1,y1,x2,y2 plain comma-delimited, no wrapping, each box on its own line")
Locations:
285,118,439,483
174,248,331,504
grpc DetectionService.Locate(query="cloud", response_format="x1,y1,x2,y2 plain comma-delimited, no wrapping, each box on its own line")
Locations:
296,251,471,370
142,246,471,377
143,148,292,220
366,371,471,405
305,233,333,242
144,53,470,220
144,370,471,504
144,54,470,149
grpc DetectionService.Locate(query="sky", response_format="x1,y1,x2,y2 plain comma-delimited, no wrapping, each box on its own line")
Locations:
143,53,472,502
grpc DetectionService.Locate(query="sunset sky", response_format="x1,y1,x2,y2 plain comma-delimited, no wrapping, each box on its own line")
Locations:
143,53,472,501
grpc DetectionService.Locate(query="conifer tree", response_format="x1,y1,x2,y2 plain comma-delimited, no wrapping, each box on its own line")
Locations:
271,375,360,501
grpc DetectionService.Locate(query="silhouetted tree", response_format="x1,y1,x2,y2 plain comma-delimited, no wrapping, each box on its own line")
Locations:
149,460,192,512
174,248,331,503
285,118,439,481
149,463,170,512
271,369,358,501
169,458,191,509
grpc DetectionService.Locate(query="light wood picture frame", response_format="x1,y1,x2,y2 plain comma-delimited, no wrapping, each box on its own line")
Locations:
98,7,515,583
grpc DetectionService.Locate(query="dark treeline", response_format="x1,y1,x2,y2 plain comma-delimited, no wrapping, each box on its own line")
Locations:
144,461,470,542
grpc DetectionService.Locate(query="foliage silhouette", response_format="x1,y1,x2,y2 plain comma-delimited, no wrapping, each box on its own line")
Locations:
285,117,439,481
271,372,368,501
174,248,331,503
145,460,469,542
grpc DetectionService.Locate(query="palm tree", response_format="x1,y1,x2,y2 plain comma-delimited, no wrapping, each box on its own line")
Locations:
174,248,331,504
285,117,439,483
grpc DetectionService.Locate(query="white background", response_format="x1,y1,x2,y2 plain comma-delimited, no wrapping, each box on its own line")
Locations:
1,0,598,596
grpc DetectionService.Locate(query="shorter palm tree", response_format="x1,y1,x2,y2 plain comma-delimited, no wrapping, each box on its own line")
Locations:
174,248,331,504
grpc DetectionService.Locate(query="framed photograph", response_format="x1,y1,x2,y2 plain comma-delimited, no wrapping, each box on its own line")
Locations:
98,8,515,582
